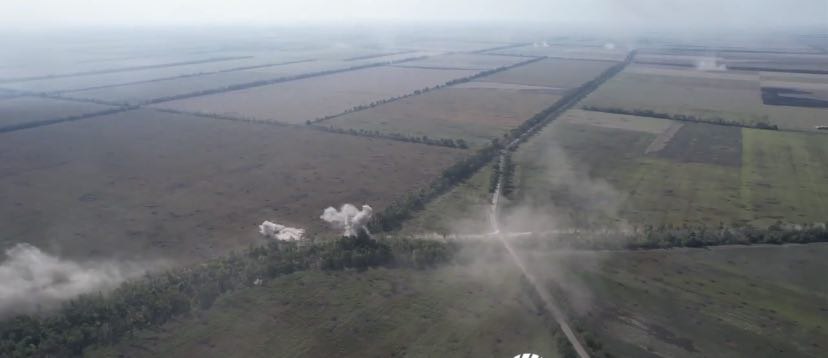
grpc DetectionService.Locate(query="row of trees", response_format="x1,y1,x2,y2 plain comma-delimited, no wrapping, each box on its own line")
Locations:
0,106,133,133
507,223,828,251
314,126,469,148
308,56,546,125
582,105,780,130
368,144,501,232
0,233,457,357
132,55,430,106
506,52,636,149
366,52,638,233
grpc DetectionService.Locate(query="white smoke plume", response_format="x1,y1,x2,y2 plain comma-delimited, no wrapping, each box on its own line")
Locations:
0,243,153,317
258,221,305,241
604,42,616,50
695,57,727,71
320,204,373,237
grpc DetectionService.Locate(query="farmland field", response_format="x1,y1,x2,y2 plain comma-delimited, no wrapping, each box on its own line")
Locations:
152,66,478,124
2,25,828,358
583,64,828,132
86,262,567,358
395,162,495,236
84,242,828,358
0,56,304,93
479,58,617,88
0,109,467,262
325,86,563,148
394,53,528,70
553,244,828,358
0,95,116,130
504,110,828,228
490,44,629,62
64,69,294,105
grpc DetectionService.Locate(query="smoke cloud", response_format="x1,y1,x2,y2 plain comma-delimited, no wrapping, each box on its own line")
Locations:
0,243,154,317
320,204,373,237
695,57,727,71
500,143,626,233
258,221,305,241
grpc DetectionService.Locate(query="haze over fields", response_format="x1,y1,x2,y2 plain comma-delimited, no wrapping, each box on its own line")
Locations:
0,1,827,357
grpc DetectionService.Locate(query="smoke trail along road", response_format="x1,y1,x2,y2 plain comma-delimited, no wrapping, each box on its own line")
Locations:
483,49,638,358
490,152,591,358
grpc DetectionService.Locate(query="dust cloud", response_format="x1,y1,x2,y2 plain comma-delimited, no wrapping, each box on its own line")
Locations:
0,243,158,317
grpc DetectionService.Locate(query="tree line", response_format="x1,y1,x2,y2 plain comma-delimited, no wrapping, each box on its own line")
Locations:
308,56,546,125
367,51,637,233
313,126,469,149
0,233,457,357
0,106,135,134
507,223,828,251
134,55,431,106
582,105,780,130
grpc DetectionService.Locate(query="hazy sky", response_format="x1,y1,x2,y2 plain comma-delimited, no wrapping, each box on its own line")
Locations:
1,0,826,30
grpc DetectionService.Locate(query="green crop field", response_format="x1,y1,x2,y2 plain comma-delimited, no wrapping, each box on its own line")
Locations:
86,262,567,358
583,65,828,132
505,111,828,229
84,242,828,358
560,243,828,357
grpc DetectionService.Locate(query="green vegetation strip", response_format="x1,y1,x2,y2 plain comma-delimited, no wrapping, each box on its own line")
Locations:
0,234,456,357
367,51,637,233
582,105,780,130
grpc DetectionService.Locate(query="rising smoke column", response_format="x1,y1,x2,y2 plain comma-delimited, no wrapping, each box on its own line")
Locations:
0,243,152,317
320,204,373,237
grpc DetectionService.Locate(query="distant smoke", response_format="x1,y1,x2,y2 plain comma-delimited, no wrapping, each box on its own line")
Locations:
695,57,727,71
320,204,373,237
604,42,616,50
258,221,305,241
533,41,550,48
0,243,152,317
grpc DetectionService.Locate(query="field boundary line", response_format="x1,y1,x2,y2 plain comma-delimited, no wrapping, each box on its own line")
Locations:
472,42,534,54
138,54,432,106
483,50,637,358
308,56,547,126
580,106,791,132
0,56,254,84
0,106,135,134
53,59,318,95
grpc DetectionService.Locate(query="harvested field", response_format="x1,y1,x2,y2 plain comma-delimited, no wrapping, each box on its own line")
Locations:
507,113,828,228
0,109,467,262
0,56,304,93
561,108,674,134
0,96,116,130
452,81,565,91
152,66,477,124
492,44,629,61
64,70,284,105
480,58,617,88
325,86,562,148
393,53,526,70
583,68,828,132
719,52,828,73
627,63,759,81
